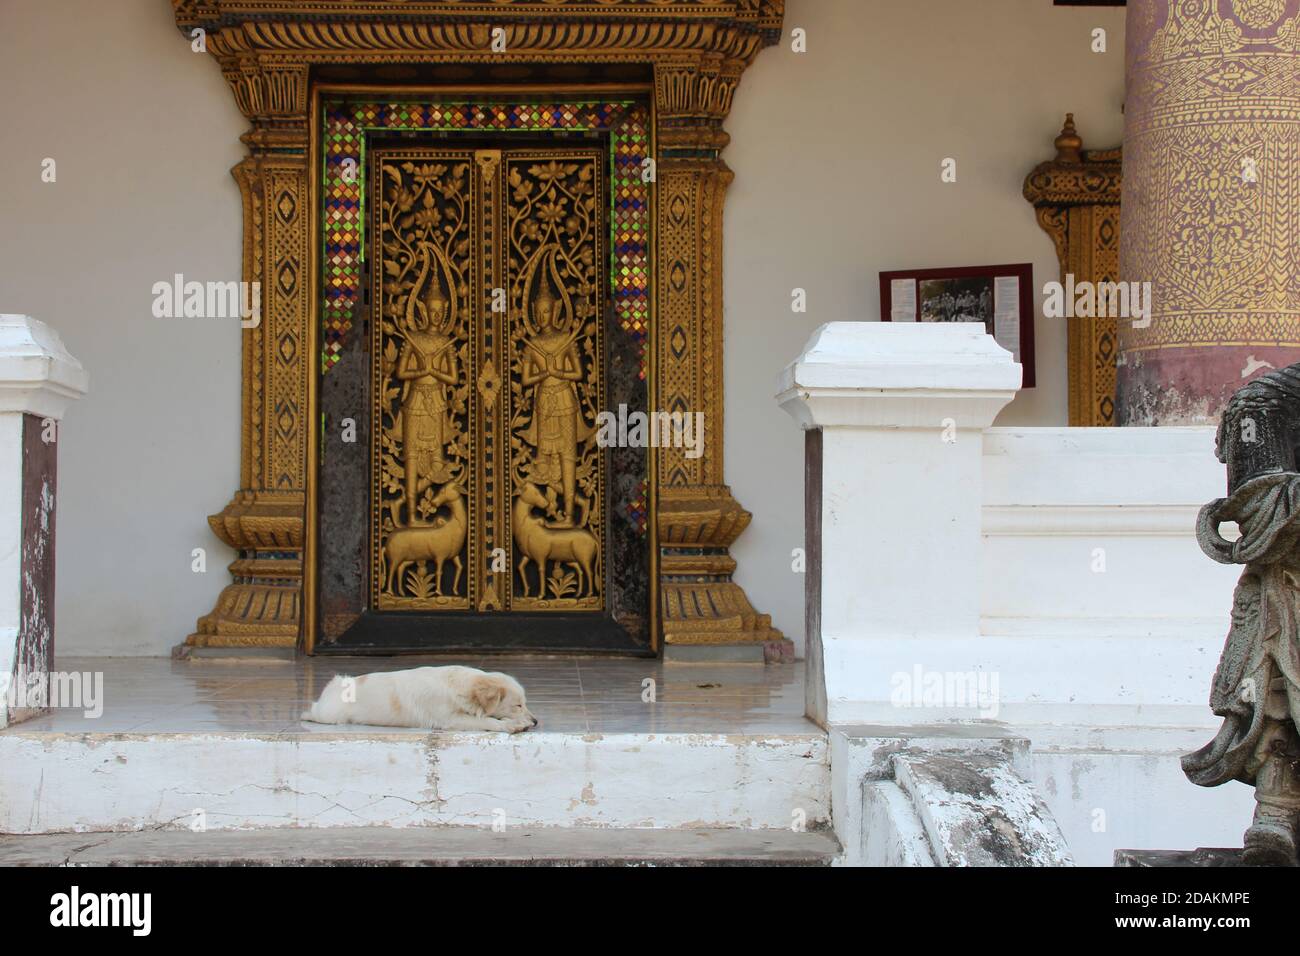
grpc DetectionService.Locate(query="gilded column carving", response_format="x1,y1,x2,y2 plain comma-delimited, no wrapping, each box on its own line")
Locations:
655,60,786,653
1118,0,1300,425
187,57,311,648
1024,114,1123,426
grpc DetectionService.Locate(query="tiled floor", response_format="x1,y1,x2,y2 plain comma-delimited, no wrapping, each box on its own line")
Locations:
7,656,817,735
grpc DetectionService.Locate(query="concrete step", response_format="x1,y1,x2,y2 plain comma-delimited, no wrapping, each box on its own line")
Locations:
0,729,829,833
0,826,840,866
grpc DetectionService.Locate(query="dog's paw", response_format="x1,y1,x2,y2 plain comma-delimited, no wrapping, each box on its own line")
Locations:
504,717,533,734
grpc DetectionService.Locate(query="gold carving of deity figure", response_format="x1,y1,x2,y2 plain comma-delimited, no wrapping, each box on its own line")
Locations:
519,255,593,529
396,243,459,526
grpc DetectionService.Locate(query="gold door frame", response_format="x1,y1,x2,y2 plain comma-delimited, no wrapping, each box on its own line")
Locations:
172,0,788,654
1024,115,1123,427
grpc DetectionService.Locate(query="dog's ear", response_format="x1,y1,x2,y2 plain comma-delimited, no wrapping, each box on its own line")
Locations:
469,676,507,716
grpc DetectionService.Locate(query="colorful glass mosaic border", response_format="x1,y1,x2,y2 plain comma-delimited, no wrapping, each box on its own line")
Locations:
321,97,651,377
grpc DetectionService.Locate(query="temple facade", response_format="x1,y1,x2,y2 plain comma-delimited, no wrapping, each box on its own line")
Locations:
1,0,1296,869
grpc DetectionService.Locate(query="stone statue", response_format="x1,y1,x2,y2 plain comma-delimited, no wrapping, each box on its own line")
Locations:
1187,362,1300,865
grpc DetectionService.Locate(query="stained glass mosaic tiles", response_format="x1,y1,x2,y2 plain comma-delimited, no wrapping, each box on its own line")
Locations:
321,99,651,377
628,479,649,540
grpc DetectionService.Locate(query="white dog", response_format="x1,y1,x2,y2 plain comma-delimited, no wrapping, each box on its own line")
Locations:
301,665,538,732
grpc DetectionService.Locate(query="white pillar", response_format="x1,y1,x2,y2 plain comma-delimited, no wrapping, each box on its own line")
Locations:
0,315,88,728
777,322,1020,726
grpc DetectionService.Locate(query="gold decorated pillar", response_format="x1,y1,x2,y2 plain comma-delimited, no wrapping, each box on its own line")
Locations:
654,59,787,657
1118,0,1300,424
1024,115,1123,426
187,54,312,649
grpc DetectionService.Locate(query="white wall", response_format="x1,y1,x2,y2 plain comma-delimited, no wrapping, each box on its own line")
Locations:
0,0,244,654
982,426,1238,639
0,0,1126,656
783,320,1251,864
727,0,1127,651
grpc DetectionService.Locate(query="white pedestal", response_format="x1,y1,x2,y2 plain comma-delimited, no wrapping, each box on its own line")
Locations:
0,315,88,728
777,322,1020,725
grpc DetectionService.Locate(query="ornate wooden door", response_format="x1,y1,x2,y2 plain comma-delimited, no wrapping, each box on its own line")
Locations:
370,146,607,617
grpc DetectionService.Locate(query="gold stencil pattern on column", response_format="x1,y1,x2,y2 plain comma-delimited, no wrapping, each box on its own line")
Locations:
1121,2,1300,358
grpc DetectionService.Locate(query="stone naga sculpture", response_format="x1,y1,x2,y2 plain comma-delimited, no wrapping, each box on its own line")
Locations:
1189,363,1300,865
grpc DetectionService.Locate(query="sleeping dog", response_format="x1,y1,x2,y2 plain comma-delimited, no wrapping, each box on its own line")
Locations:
302,665,538,732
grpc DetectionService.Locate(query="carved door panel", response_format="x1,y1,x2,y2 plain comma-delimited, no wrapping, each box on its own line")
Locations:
370,147,606,615
371,149,479,611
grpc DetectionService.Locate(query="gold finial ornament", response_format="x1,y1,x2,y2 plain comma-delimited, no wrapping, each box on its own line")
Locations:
1053,113,1084,164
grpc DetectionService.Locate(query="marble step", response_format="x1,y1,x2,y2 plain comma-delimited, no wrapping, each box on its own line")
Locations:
0,826,839,866
0,729,830,833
